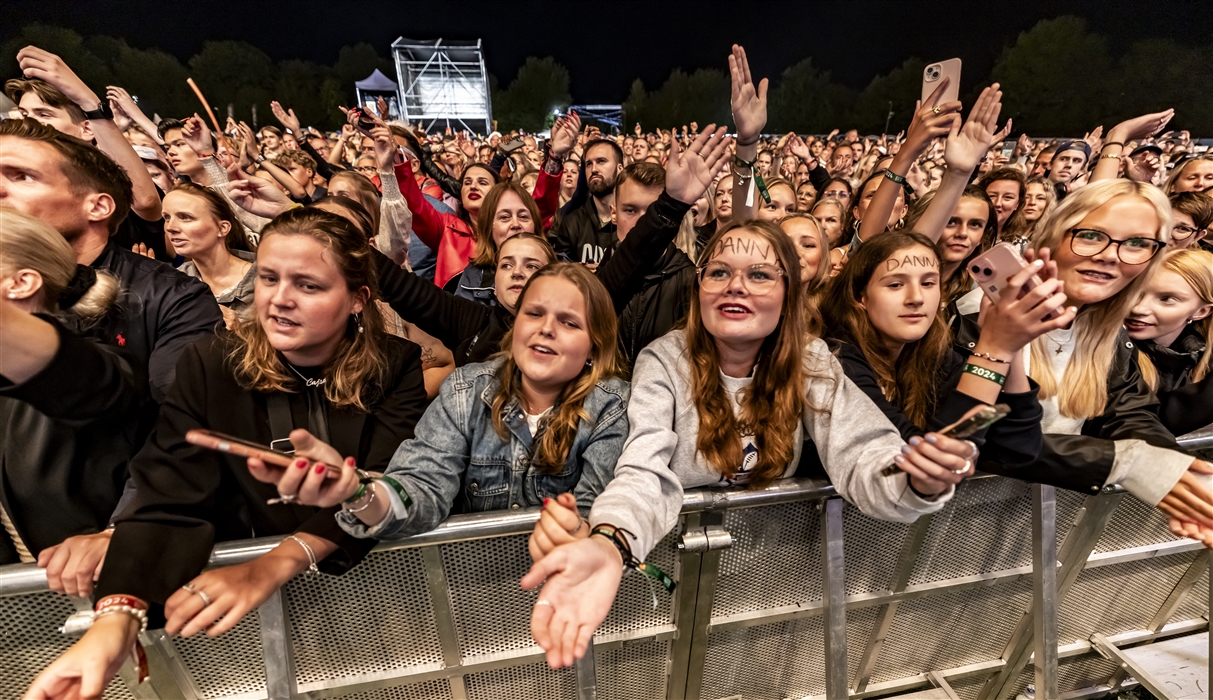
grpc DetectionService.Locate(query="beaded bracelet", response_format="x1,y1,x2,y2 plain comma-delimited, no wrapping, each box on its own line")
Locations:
964,363,1006,386
969,350,1010,365
590,525,676,593
94,605,149,633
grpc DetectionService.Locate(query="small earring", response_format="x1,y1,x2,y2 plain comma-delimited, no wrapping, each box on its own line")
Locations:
7,293,16,299
585,358,594,367
351,312,364,333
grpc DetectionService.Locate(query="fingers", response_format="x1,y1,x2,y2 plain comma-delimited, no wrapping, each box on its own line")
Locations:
559,613,579,667
275,458,311,500
521,548,565,590
295,462,333,505
1189,459,1213,475
923,76,949,108
530,590,555,650
43,544,73,594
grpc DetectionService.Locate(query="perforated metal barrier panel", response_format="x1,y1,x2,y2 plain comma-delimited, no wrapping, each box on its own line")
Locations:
0,475,1206,700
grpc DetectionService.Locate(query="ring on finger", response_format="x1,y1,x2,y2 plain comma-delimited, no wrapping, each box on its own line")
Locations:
952,459,973,476
932,106,942,115
536,599,553,607
193,588,213,607
964,440,979,460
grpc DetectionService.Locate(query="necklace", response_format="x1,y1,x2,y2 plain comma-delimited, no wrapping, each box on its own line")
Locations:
285,362,326,388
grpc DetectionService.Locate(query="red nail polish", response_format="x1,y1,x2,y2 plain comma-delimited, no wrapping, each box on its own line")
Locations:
543,498,551,506
296,459,307,469
315,464,326,475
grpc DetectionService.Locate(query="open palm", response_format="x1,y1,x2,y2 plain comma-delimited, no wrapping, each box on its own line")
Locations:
665,124,732,205
522,536,624,668
944,83,1005,173
729,45,768,143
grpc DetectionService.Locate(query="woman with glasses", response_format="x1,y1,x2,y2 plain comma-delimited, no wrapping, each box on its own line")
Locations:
1167,191,1212,250
1127,248,1213,436
523,220,976,670
952,179,1213,542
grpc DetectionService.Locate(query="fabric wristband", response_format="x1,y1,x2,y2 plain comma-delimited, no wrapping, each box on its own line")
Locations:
964,363,1006,386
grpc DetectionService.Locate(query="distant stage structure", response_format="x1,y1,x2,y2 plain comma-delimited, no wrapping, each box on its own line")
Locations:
391,37,493,134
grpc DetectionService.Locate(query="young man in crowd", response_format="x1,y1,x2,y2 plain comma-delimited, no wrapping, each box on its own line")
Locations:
549,138,624,266
257,125,284,158
159,118,214,186
1047,139,1091,198
270,149,328,203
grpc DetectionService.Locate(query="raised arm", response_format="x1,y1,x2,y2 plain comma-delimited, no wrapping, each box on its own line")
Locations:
1090,109,1175,183
728,44,768,222
107,85,162,145
914,84,1007,242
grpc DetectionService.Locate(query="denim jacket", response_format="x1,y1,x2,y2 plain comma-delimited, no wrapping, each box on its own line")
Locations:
337,358,630,540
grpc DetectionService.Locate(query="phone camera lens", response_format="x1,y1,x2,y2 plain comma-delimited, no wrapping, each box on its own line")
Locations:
971,265,980,274
983,268,993,277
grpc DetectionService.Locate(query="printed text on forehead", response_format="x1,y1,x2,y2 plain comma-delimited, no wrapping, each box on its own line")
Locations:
714,236,772,261
885,254,938,272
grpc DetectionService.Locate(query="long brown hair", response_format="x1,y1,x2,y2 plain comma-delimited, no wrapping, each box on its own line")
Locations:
977,167,1029,241
820,230,952,426
327,171,382,234
472,180,543,267
938,186,999,307
491,263,622,473
171,181,251,252
230,208,389,411
686,221,812,487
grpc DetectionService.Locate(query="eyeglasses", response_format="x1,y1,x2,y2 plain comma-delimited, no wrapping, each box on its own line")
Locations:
697,262,785,295
355,166,377,174
1172,224,1205,242
1067,228,1163,265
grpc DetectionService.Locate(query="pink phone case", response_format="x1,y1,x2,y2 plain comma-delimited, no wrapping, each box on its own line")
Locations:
922,58,962,105
968,243,1039,303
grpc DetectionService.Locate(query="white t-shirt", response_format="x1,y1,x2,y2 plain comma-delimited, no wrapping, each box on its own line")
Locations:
718,371,759,486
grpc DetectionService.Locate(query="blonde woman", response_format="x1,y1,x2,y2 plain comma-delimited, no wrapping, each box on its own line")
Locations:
1127,248,1213,435
953,179,1213,543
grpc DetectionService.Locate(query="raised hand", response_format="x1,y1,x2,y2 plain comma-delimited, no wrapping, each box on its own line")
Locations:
728,45,768,145
376,96,389,120
1082,125,1104,154
548,111,582,158
1125,151,1162,183
521,535,624,668
369,124,397,171
788,134,813,162
226,176,293,218
943,83,1005,174
665,124,732,205
237,121,259,162
978,255,1077,356
1106,109,1175,144
270,101,302,136
16,46,98,108
1015,132,1033,158
898,79,962,163
182,114,214,156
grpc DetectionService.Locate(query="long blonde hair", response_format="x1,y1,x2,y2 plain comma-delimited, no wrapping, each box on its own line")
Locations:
0,207,117,321
230,208,389,411
491,263,622,474
1027,180,1173,419
1137,248,1213,390
1164,154,1213,195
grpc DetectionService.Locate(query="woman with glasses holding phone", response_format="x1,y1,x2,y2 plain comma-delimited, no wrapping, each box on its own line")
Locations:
522,220,975,670
952,179,1213,543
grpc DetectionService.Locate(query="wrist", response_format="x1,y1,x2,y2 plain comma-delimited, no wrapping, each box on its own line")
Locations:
589,531,625,567
264,543,311,581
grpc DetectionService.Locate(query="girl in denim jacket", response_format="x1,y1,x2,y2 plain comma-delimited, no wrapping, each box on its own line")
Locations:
252,263,630,539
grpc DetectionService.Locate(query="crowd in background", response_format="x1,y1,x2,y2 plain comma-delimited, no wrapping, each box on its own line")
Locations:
3,41,1213,699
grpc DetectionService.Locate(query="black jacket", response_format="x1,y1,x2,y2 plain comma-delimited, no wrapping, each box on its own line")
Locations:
0,318,152,563
1139,327,1213,436
376,191,691,371
829,340,1044,466
955,315,1179,495
549,196,617,265
95,333,427,620
617,245,696,366
78,242,223,403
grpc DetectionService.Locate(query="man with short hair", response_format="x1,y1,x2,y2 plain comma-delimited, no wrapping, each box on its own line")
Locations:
630,137,651,164
549,138,623,265
1048,140,1091,199
258,125,283,158
0,118,222,402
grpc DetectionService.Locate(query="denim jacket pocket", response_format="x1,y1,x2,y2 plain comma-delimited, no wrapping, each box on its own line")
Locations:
529,459,581,502
464,460,511,512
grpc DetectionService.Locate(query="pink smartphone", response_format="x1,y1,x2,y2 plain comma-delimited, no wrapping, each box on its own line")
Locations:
968,243,1040,303
922,59,962,105
185,429,341,477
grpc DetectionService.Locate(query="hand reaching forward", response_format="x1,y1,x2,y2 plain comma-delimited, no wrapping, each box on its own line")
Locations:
226,176,293,219
182,114,214,157
522,535,624,668
1106,109,1175,144
729,45,768,144
665,124,732,205
943,83,1005,174
529,493,589,561
1159,460,1213,548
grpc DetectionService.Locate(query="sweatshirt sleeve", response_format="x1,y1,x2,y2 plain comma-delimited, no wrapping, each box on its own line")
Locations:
587,345,685,561
805,342,952,523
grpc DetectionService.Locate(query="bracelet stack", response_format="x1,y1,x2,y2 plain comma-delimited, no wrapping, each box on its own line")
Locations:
94,595,149,633
590,525,676,593
286,534,320,576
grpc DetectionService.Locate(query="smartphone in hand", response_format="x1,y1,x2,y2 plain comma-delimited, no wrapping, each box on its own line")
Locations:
185,429,341,478
880,404,1009,477
922,59,962,104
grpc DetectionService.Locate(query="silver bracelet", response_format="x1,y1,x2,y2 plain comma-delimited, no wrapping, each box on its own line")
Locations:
342,481,378,513
970,350,1011,365
285,534,320,575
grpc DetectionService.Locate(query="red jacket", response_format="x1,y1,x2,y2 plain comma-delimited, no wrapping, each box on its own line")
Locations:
394,161,475,288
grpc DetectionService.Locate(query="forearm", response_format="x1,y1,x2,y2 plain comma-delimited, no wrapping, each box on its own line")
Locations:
857,176,902,242
260,161,307,200
915,169,969,242
0,303,60,384
91,119,162,219
1089,140,1124,183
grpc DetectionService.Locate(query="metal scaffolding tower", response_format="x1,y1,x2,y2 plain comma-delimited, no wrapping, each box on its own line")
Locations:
391,37,493,134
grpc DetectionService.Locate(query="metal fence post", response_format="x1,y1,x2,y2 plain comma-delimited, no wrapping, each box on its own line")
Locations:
821,497,848,700
1031,485,1059,699
258,588,297,699
575,642,598,700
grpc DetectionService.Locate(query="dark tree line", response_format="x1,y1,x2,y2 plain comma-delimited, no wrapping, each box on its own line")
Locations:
5,17,1211,136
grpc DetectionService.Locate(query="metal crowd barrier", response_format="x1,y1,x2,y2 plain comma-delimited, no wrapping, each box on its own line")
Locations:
1,472,1208,700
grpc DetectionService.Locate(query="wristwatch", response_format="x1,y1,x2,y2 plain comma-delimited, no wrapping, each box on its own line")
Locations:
255,154,267,165
80,101,115,122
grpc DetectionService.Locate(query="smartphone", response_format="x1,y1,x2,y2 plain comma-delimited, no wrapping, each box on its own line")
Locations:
922,58,962,105
499,137,525,154
969,242,1041,304
185,429,341,477
880,404,1010,477
350,108,375,136
1001,142,1015,158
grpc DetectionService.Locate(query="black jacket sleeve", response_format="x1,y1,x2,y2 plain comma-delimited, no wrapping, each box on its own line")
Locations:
301,140,341,181
373,248,492,358
808,162,831,194
421,151,461,200
596,191,692,313
148,277,224,403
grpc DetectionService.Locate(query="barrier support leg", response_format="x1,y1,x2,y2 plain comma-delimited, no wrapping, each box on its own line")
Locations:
666,512,704,700
575,640,597,700
1031,485,1059,699
259,588,298,699
822,497,848,700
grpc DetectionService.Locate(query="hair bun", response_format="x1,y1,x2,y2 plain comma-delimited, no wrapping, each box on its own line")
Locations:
58,264,98,308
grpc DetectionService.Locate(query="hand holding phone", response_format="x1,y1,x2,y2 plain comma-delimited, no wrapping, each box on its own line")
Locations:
922,59,962,105
969,243,1041,304
186,429,342,478
881,404,1008,477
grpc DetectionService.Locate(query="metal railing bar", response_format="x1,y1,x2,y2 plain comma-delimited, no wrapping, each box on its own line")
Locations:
682,511,727,700
1090,633,1173,700
258,590,298,699
1054,617,1208,660
844,659,1007,699
665,512,703,700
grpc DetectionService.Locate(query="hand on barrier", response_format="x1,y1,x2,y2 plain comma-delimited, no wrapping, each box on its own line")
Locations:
246,428,361,508
164,551,298,638
896,433,979,496
528,493,589,562
1160,460,1213,548
38,530,113,598
23,612,140,700
521,534,623,668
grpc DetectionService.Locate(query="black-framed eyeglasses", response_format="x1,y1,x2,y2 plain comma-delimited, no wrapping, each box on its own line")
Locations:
1171,224,1205,242
1067,228,1163,265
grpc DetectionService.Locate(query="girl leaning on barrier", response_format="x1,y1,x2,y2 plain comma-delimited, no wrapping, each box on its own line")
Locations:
522,220,978,670
25,208,428,700
1127,248,1213,436
249,263,630,539
0,208,144,572
951,179,1213,543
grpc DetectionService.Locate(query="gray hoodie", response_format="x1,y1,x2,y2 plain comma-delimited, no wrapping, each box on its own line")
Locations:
589,329,953,560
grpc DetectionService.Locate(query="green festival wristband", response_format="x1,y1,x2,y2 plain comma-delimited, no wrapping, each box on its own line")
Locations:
964,363,1006,386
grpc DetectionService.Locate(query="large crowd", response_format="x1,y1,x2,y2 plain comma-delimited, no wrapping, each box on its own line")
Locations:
2,42,1212,698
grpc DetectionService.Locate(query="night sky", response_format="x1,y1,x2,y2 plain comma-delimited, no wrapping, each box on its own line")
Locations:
4,0,1212,103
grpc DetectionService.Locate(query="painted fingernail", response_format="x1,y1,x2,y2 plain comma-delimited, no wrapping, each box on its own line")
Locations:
544,498,551,506
295,459,307,469
908,436,922,446
345,457,355,467
894,454,905,464
315,464,326,475
901,445,912,455
925,434,938,444
1032,259,1044,268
